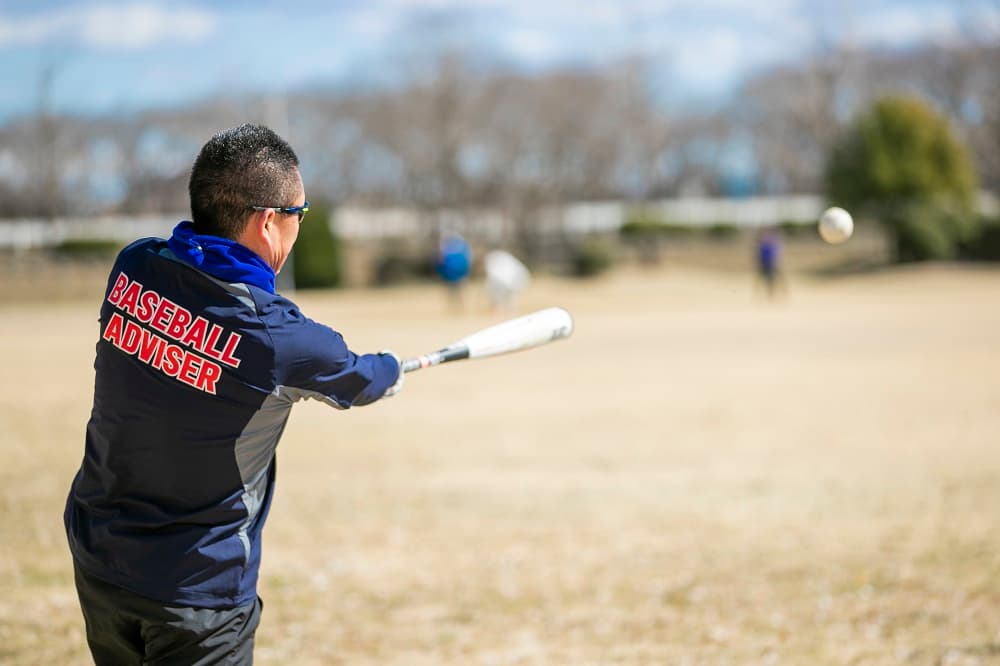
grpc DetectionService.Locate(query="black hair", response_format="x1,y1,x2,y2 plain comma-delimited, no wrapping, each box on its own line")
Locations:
188,123,300,239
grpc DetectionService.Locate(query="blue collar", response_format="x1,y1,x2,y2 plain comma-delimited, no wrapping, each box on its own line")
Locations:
167,221,276,294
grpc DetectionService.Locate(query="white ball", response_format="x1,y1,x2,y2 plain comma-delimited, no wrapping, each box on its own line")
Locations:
818,206,854,244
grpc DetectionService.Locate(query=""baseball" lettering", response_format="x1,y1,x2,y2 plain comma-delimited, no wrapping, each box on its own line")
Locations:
102,273,238,394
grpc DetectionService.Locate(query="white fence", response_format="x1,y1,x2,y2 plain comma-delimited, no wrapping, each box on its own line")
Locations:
334,196,828,240
2,192,997,249
0,215,179,250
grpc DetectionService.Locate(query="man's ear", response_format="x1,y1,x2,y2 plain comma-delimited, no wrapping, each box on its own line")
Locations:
253,208,277,239
237,208,276,256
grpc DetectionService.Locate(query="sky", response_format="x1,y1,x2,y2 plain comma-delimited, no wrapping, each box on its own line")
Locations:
0,0,997,123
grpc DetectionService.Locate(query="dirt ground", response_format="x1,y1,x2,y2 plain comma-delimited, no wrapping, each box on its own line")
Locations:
1,260,999,665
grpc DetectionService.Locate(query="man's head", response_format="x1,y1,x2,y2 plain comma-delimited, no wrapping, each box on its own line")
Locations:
189,123,306,273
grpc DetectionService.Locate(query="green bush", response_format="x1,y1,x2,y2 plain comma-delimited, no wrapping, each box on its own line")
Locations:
659,224,698,238
291,201,341,289
620,211,696,239
825,96,978,262
778,220,815,237
879,200,978,262
827,96,976,209
826,97,976,261
619,214,663,239
961,217,1000,261
706,223,739,240
887,205,957,262
571,238,615,277
52,239,123,260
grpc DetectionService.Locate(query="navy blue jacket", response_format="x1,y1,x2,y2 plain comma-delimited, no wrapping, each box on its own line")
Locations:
65,227,399,609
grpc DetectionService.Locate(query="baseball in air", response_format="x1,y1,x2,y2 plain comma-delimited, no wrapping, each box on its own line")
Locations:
818,206,854,244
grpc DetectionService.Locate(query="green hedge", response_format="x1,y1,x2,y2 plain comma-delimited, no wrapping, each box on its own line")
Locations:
291,201,342,289
879,200,979,262
778,220,816,238
620,210,698,239
51,239,123,260
961,216,1000,261
571,238,616,277
706,223,739,240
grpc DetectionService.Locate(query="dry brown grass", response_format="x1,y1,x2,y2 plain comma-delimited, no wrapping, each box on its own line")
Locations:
2,260,999,665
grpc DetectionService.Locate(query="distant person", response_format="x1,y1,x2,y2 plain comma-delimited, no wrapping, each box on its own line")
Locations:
64,124,403,665
485,249,530,311
755,226,786,299
435,233,472,310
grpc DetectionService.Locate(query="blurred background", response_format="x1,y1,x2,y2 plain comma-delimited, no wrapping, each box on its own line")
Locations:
3,3,1000,665
0,0,998,290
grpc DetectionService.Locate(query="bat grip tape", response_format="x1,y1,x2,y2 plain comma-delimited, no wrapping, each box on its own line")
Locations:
401,346,469,373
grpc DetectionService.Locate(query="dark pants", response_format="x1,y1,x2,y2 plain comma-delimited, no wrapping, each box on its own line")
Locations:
73,561,262,665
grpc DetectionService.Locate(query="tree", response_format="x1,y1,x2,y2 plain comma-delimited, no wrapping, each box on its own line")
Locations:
740,52,851,194
825,96,978,261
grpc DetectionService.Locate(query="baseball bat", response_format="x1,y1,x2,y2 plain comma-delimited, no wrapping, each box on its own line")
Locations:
401,307,574,373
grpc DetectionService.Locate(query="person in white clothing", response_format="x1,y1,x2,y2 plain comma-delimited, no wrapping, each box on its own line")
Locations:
484,249,530,311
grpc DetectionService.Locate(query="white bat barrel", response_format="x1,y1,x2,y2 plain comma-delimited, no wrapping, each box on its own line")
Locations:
401,307,574,373
459,307,573,358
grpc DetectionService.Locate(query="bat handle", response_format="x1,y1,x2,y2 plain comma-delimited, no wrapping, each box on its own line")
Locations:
400,346,470,373
401,352,446,373
401,357,427,373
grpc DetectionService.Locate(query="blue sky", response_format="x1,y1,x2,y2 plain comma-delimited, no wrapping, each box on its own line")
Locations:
0,0,996,122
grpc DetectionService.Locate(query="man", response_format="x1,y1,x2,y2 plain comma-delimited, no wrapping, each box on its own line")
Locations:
755,225,785,300
64,123,403,664
435,232,471,310
484,249,530,312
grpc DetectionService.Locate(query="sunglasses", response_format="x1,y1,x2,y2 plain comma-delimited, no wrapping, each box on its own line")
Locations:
250,201,309,223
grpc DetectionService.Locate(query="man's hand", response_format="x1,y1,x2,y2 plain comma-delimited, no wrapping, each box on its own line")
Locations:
379,350,404,398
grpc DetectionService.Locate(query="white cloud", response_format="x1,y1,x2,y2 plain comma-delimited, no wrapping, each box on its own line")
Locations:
0,2,216,50
345,9,398,40
81,4,216,49
853,6,962,48
666,25,793,96
503,28,560,60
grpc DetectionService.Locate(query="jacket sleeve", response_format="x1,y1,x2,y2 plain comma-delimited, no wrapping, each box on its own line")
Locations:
266,299,400,408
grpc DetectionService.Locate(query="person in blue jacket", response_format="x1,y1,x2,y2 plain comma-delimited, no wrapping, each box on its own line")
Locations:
755,225,786,299
435,232,471,310
64,123,403,665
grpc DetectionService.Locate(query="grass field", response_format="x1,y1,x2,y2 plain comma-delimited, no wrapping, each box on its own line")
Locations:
2,260,999,665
